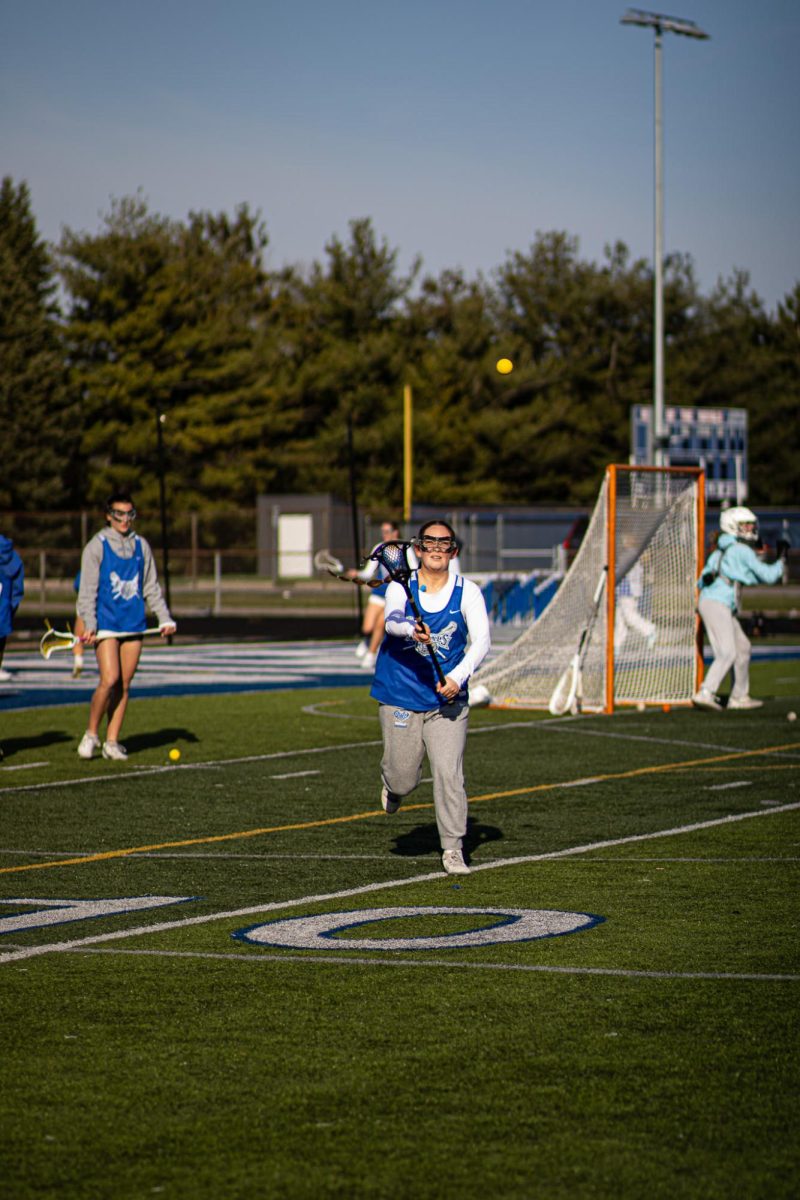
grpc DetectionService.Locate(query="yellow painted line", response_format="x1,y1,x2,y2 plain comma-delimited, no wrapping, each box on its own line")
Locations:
466,741,800,804
667,763,800,773
1,741,798,877
0,809,392,875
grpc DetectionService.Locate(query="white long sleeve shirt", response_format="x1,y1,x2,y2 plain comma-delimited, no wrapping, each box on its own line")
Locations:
383,573,491,689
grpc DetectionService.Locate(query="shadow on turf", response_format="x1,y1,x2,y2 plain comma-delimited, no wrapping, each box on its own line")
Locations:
122,727,201,753
390,816,504,864
0,730,74,759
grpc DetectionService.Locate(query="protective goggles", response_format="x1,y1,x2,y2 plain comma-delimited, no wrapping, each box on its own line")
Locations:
417,536,457,553
107,508,137,521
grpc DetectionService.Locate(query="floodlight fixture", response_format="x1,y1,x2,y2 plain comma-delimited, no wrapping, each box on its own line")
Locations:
621,8,710,466
621,9,709,39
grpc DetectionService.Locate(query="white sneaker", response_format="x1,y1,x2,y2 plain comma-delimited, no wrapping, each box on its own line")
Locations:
0,668,12,682
692,689,722,712
78,732,101,759
442,848,470,875
360,651,377,670
727,695,764,710
381,785,401,814
72,654,84,679
355,640,368,660
102,741,128,761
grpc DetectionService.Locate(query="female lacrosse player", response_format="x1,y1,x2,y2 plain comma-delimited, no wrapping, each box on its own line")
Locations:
76,492,176,760
370,520,490,875
693,506,787,711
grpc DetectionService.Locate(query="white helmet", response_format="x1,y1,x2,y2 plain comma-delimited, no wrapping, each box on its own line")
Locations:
720,506,759,543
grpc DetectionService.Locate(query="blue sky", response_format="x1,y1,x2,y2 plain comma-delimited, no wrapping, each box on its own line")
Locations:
3,0,798,310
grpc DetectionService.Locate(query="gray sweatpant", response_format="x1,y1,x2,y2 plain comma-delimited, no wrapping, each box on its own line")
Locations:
378,701,470,852
698,594,751,698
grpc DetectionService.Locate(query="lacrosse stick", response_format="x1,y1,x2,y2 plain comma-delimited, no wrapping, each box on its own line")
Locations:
548,568,607,716
314,548,382,586
313,549,347,579
368,541,449,690
40,621,167,659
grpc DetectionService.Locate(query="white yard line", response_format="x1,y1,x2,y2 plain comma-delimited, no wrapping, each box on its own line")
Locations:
269,770,321,780
2,799,798,966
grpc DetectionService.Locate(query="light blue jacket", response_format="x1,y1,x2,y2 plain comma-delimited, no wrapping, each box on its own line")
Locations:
697,532,784,612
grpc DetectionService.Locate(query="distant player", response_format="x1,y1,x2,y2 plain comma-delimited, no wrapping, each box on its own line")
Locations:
76,492,176,760
347,519,402,670
614,545,657,652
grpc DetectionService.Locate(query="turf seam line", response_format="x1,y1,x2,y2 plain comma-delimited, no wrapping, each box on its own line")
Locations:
1,799,798,966
68,947,800,983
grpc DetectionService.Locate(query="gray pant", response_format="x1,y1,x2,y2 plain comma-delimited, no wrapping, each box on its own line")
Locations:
698,594,751,698
378,701,470,852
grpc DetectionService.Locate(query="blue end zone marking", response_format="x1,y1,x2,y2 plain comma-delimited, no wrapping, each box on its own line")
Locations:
1,639,796,712
0,674,370,712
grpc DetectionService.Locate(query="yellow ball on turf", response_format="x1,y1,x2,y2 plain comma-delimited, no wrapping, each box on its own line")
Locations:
496,357,514,375
169,748,181,762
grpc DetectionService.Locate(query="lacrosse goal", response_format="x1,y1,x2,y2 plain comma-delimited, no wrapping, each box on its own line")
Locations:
474,465,705,712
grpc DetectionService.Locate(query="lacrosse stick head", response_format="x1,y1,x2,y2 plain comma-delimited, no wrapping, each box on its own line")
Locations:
368,540,419,582
313,549,345,577
40,626,77,659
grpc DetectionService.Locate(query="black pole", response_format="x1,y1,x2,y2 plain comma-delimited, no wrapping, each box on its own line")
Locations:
155,410,172,622
346,410,363,626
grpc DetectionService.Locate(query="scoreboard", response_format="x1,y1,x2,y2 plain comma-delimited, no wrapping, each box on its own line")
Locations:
631,405,748,502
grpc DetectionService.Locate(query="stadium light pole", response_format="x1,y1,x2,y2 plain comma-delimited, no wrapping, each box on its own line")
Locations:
345,409,364,626
621,8,709,467
403,383,413,526
154,409,172,618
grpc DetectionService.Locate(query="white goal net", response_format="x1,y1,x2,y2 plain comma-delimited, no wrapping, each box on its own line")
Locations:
474,465,704,712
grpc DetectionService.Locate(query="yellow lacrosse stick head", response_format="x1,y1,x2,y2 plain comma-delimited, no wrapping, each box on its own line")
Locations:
40,623,77,659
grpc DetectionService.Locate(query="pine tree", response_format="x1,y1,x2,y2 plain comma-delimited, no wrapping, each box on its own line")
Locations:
58,196,280,534
0,177,77,511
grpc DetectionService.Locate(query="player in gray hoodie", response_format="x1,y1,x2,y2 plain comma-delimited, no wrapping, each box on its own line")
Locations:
76,493,176,761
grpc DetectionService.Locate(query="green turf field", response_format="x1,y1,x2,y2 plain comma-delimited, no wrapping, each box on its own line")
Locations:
1,659,799,1198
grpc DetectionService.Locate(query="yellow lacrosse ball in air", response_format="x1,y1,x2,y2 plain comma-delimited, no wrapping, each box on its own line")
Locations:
496,357,514,375
169,748,181,762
